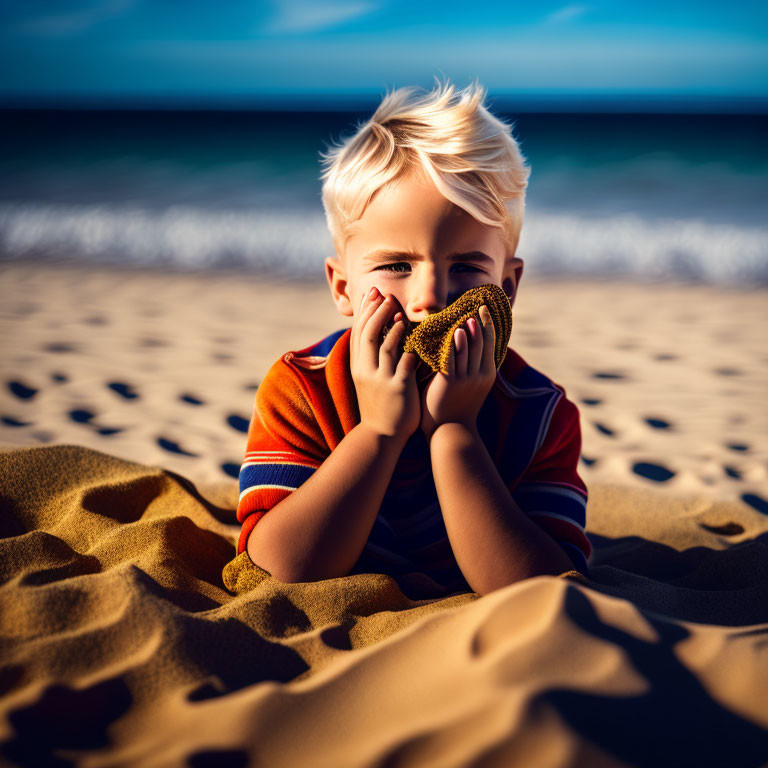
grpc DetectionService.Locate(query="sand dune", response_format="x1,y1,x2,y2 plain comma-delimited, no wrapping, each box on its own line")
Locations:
1,445,767,767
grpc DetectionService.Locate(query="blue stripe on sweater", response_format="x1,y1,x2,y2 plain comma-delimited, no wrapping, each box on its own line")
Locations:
239,462,317,493
309,328,347,357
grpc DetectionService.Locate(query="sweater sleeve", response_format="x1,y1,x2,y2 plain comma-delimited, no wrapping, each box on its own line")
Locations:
235,357,329,556
511,391,592,576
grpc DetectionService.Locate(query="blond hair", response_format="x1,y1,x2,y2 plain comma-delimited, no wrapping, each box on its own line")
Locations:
319,77,531,258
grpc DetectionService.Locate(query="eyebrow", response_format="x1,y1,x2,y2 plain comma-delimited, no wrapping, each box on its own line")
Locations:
365,249,495,264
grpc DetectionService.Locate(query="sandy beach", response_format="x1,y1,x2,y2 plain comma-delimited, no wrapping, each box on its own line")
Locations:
1,260,767,766
2,261,766,503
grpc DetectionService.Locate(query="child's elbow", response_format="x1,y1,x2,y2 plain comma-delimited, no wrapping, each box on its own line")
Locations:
276,562,351,584
246,529,295,583
474,551,578,595
246,532,345,584
247,550,303,584
254,563,344,585
247,553,302,584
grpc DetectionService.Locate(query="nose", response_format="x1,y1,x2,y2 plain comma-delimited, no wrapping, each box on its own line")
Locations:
408,265,448,320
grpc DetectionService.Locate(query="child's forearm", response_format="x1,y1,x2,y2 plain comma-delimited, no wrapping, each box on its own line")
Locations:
429,423,574,595
246,423,409,583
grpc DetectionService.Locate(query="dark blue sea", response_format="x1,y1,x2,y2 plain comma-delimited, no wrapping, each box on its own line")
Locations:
1,108,766,286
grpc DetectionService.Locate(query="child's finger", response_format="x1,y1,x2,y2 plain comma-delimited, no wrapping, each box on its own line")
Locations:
352,288,383,355
466,316,483,374
479,305,495,372
359,288,387,328
453,327,468,377
379,313,405,373
360,295,396,369
395,350,419,381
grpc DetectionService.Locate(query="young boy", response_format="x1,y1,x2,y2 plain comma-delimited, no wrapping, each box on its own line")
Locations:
235,79,591,599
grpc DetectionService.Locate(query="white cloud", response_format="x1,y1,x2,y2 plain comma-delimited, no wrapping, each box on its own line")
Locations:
544,4,590,24
10,0,137,38
262,0,378,35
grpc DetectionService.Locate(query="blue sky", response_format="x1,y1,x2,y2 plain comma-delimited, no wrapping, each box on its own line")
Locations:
1,1,767,104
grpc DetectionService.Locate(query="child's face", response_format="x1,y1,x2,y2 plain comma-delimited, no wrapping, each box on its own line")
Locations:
326,169,524,323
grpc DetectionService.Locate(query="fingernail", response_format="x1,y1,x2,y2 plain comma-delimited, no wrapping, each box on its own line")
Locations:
467,318,476,333
369,287,379,299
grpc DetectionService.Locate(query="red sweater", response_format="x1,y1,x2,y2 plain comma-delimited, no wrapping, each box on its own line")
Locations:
237,328,592,596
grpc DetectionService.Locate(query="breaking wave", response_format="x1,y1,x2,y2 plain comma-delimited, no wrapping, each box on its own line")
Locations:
1,202,766,286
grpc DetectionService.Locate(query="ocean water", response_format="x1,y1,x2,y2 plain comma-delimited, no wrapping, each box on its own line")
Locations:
1,108,766,286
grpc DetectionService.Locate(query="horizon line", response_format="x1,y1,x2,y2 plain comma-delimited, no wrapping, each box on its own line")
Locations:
2,91,767,115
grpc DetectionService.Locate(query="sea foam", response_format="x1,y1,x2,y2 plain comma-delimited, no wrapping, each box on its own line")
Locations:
1,202,766,286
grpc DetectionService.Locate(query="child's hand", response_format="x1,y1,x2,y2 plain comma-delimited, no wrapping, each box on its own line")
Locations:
350,286,420,440
420,305,496,441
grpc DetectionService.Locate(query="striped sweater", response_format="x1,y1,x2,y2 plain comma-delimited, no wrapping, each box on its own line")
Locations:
237,327,592,598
